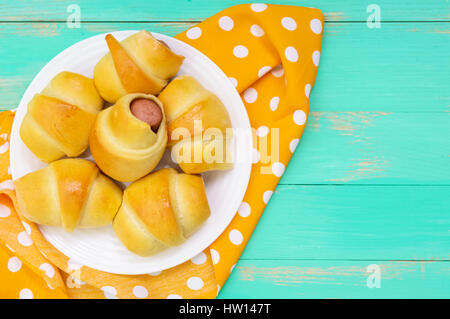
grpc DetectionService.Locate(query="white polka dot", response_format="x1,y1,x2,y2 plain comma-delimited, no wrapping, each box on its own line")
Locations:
271,65,284,77
256,125,269,137
167,294,182,299
238,202,251,217
233,45,248,58
272,162,285,177
148,271,161,276
229,229,243,245
228,77,238,88
285,46,298,62
210,249,220,265
101,286,118,299
17,231,32,247
258,66,271,78
294,110,307,125
250,3,267,12
252,148,260,164
19,288,33,299
263,190,273,204
217,284,221,296
290,139,299,153
230,264,236,273
191,252,207,265
133,286,148,298
219,16,234,31
312,51,320,66
186,27,202,39
39,263,55,278
46,280,54,290
21,221,31,235
243,87,257,103
0,180,14,190
7,256,22,272
310,18,323,34
187,277,204,290
270,96,280,111
0,204,11,218
305,83,311,99
67,259,82,271
66,275,85,287
0,141,9,154
250,24,264,37
281,17,297,31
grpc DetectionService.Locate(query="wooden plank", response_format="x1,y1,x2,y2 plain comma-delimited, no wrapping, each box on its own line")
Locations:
241,185,450,260
0,23,448,185
283,112,450,185
312,22,450,112
0,0,449,22
0,22,192,110
0,22,448,112
219,259,450,298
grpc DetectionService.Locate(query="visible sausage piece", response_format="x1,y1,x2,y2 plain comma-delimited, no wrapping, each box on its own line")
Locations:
130,98,163,132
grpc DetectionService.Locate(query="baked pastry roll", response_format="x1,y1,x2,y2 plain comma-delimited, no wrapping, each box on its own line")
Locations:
113,168,210,256
158,75,233,174
94,30,185,103
20,71,104,163
89,93,168,182
14,159,122,232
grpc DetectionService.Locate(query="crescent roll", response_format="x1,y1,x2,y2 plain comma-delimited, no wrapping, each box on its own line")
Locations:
113,168,210,256
89,93,168,182
20,71,104,163
94,30,185,103
14,159,122,232
158,75,233,174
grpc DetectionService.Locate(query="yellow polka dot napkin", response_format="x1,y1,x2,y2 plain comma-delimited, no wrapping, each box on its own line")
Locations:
0,4,323,298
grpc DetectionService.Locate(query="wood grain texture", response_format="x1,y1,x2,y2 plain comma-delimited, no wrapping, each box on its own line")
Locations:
0,22,449,112
284,112,450,185
0,0,448,299
219,260,450,298
242,185,450,260
0,0,449,22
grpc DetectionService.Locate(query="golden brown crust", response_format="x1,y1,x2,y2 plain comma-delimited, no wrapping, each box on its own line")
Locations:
113,202,166,256
106,34,165,96
167,95,231,144
89,93,168,182
158,76,233,173
169,173,210,236
113,168,211,256
94,30,184,103
14,159,122,232
122,30,184,80
19,113,65,163
158,75,210,123
171,137,233,174
41,71,104,113
27,94,97,156
51,159,98,231
20,72,103,163
126,169,184,246
79,174,123,228
14,166,61,226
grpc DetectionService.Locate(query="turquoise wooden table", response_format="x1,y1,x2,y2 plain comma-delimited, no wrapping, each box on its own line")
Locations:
1,0,449,298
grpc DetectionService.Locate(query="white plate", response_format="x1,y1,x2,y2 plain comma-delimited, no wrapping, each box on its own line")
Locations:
10,31,252,275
